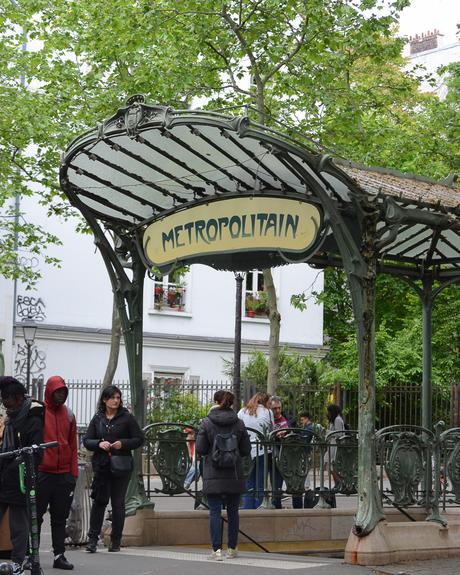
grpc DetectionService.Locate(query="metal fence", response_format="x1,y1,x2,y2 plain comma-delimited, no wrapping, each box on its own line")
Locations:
142,422,460,517
35,378,456,430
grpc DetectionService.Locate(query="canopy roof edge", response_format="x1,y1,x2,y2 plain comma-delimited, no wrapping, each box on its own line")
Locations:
59,98,460,281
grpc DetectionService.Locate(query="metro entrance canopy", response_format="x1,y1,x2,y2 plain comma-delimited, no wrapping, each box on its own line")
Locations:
60,96,460,535
60,95,459,278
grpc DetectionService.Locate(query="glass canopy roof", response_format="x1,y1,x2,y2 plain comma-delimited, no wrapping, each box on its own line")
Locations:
60,97,460,279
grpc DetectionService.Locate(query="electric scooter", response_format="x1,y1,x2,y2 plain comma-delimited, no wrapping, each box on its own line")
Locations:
0,442,58,575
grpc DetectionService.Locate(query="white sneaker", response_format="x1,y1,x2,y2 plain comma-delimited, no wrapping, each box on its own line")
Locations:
12,563,24,575
226,548,238,559
208,549,223,561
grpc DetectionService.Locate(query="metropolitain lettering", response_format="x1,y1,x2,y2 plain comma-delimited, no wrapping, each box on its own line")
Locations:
161,212,299,253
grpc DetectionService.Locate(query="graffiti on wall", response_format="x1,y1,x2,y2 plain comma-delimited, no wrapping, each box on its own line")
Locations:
15,294,47,386
17,295,46,322
14,343,47,384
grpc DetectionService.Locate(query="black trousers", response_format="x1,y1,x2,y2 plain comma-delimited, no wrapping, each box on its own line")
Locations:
0,502,29,564
88,471,131,543
36,472,76,556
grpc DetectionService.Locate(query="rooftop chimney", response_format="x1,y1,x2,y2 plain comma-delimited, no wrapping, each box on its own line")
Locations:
409,29,443,55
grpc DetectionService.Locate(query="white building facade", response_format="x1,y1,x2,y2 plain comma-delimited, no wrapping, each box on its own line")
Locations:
406,29,460,97
0,196,325,390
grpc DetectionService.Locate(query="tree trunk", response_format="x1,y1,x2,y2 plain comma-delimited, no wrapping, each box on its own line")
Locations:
254,86,281,396
263,268,281,395
101,296,122,390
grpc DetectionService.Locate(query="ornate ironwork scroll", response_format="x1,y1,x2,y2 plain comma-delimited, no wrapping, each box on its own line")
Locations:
275,432,311,495
442,428,460,504
150,428,190,495
332,433,358,495
385,432,425,506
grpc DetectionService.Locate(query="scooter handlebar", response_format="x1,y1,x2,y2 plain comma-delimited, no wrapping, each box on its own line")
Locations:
39,441,59,450
0,441,59,459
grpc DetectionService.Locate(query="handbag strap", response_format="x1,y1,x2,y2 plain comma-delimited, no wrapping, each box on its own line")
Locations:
97,415,105,440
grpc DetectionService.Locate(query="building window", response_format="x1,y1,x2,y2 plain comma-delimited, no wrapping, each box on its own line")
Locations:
244,269,269,318
153,268,187,312
153,371,184,387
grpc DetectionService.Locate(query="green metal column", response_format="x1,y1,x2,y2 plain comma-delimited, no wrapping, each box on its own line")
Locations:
81,210,152,515
118,250,152,515
233,272,244,411
349,256,384,536
285,155,385,536
421,277,434,430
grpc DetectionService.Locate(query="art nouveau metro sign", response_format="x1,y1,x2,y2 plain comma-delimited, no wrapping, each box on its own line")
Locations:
143,196,323,272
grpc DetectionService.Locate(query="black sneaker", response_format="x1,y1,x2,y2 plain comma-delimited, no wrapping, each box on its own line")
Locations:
53,555,74,570
108,540,121,552
86,539,98,553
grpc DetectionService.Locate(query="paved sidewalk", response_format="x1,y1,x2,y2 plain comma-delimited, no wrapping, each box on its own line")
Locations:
373,558,460,575
19,514,460,575
26,545,460,575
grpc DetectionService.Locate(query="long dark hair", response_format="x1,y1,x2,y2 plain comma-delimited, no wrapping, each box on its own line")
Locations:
326,403,342,423
214,389,234,410
98,385,123,413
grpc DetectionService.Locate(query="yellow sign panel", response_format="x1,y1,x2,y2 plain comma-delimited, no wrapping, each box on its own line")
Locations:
143,197,321,267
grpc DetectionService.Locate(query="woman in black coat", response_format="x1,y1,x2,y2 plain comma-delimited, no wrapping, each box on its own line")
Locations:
83,385,144,553
195,390,251,561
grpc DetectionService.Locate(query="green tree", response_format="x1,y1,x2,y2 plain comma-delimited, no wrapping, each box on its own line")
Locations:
290,30,460,394
3,0,445,388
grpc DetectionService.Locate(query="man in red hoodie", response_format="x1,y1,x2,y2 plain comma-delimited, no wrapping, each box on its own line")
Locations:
36,376,78,570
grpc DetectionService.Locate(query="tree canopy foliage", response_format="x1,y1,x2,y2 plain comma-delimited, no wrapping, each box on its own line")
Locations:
0,0,424,278
1,0,458,387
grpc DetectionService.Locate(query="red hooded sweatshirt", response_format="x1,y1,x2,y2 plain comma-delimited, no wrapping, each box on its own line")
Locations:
38,376,78,477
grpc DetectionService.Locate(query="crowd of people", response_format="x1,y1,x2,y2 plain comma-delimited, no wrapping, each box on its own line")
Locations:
0,373,346,569
0,376,143,575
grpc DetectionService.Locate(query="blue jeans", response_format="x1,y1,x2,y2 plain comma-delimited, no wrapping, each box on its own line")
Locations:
184,460,200,487
207,494,240,551
242,454,265,509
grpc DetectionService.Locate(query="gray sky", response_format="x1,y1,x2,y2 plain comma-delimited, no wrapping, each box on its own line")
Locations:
398,0,460,42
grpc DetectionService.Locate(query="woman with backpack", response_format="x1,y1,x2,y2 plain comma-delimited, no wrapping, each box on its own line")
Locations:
195,390,251,561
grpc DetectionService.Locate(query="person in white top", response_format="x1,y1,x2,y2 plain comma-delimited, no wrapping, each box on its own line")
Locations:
237,392,274,509
325,403,345,489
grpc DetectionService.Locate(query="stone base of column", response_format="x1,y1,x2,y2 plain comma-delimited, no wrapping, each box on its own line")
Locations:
345,520,460,565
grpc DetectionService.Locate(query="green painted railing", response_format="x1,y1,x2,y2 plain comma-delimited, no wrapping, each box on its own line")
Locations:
142,421,460,525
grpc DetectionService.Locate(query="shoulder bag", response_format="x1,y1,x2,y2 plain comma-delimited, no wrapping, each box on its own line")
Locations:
97,416,133,477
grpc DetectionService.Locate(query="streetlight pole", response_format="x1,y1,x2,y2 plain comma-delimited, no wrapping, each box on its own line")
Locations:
22,321,37,394
233,272,245,411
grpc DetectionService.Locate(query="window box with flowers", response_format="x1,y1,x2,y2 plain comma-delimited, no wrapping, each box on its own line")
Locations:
245,291,269,318
153,266,187,313
166,283,186,311
154,285,165,310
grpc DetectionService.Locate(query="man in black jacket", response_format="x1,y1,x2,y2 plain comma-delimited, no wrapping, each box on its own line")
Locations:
0,377,44,575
